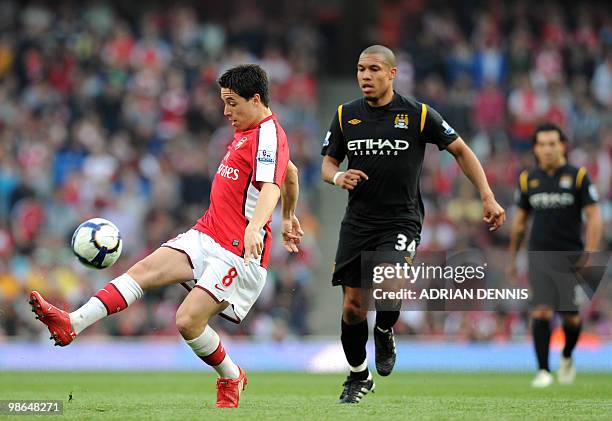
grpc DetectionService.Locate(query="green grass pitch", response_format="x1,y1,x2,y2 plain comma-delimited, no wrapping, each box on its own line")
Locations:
1,371,611,420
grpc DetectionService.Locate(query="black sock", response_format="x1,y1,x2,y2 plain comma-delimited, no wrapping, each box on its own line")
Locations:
341,319,369,380
375,310,399,331
562,321,582,358
532,318,551,371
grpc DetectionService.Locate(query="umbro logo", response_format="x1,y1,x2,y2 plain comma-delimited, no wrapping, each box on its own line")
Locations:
348,119,362,125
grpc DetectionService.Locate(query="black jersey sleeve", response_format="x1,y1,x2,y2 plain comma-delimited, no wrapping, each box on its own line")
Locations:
320,106,346,161
421,104,459,150
516,170,531,212
576,167,598,207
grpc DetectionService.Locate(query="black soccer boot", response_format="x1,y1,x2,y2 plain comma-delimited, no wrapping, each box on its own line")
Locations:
337,374,375,404
374,326,396,376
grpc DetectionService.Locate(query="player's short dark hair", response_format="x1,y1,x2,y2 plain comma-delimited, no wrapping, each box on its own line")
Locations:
532,122,568,145
218,64,270,107
360,45,396,68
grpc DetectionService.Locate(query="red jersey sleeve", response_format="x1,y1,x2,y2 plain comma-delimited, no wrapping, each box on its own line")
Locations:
253,118,289,187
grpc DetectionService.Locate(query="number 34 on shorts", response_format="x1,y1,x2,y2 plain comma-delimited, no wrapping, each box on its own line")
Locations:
395,233,416,252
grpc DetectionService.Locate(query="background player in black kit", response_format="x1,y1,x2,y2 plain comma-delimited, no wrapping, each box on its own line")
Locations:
508,123,602,388
321,45,506,403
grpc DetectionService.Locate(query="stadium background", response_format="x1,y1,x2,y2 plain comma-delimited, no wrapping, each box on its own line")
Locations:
0,0,610,373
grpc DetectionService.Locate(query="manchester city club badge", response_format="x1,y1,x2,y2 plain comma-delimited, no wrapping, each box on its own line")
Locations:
394,113,409,129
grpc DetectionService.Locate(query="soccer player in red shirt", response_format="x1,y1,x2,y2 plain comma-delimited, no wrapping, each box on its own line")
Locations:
29,64,303,408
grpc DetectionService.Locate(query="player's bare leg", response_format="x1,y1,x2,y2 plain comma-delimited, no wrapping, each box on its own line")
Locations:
530,307,554,388
29,247,193,346
176,288,246,408
338,286,375,404
558,312,581,384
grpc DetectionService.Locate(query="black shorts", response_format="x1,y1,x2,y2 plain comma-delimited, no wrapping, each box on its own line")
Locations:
528,252,583,312
331,219,418,288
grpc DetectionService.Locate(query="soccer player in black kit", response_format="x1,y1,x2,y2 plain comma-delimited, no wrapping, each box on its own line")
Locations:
509,123,602,388
321,45,506,403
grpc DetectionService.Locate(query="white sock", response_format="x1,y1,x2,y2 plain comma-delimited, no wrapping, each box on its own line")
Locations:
110,273,144,305
215,354,240,379
69,273,143,334
185,326,240,379
69,297,107,334
349,359,368,373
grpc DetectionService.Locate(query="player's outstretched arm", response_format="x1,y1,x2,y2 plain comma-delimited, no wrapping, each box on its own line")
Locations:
281,160,304,253
447,137,505,231
244,183,281,265
321,155,368,190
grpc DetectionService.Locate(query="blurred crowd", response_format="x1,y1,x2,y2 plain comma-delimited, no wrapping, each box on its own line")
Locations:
0,1,320,341
0,0,610,342
375,0,612,339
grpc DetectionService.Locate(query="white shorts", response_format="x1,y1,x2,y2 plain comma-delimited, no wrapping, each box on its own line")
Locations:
162,229,267,323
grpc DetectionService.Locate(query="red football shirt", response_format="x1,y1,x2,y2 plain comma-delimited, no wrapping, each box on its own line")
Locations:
194,113,289,268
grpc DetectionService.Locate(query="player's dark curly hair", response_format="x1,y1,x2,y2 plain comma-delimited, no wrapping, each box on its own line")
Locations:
532,122,568,145
218,64,270,107
532,122,569,163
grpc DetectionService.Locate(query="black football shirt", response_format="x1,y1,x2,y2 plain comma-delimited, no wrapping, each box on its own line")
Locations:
321,92,458,233
516,164,598,251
